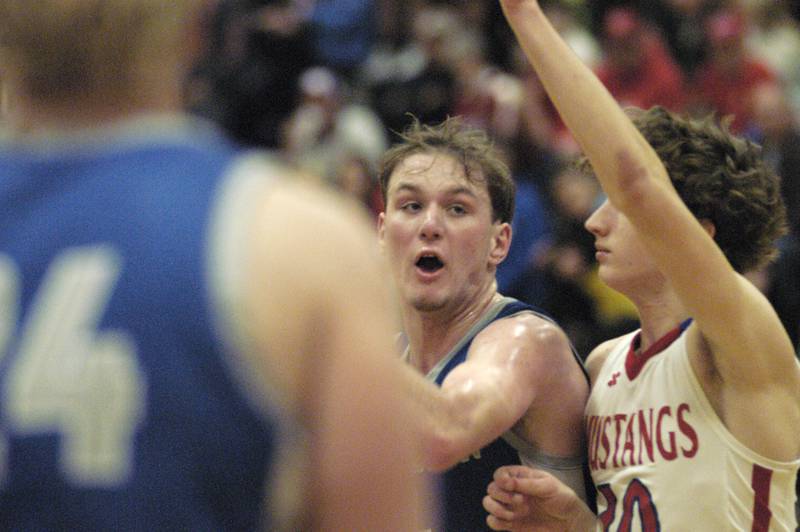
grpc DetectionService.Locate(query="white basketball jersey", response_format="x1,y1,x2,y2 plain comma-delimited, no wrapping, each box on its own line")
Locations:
586,326,799,531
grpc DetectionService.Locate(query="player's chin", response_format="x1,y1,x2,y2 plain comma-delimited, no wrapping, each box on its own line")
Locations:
597,267,629,293
409,294,448,312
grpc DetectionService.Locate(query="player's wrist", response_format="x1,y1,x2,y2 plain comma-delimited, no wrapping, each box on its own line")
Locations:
568,501,599,532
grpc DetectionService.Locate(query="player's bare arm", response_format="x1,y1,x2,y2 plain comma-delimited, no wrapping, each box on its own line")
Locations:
499,0,800,462
245,179,426,531
402,312,579,471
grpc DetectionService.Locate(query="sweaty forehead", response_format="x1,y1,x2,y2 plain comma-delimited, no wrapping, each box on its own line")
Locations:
387,152,486,195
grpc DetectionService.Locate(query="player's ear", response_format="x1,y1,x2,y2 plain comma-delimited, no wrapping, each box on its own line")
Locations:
699,218,716,239
377,212,387,250
488,222,511,266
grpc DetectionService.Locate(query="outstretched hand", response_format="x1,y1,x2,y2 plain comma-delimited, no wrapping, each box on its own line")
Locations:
483,466,596,532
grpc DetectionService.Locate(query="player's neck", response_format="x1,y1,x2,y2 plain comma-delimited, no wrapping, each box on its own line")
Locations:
633,290,689,355
404,286,502,373
3,57,185,135
5,89,182,135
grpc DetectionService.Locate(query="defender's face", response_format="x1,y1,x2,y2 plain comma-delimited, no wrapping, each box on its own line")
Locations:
584,199,663,293
378,152,510,313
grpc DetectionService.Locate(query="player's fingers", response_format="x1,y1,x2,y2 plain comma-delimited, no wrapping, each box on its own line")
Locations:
485,487,530,518
492,466,526,491
493,466,513,484
510,478,547,501
486,513,517,531
486,480,515,504
483,494,516,522
511,473,560,499
494,464,533,480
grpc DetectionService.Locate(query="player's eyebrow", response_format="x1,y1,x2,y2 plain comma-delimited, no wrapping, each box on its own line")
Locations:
390,182,478,199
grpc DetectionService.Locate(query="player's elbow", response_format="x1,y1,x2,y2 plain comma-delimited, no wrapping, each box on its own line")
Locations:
424,430,469,472
612,151,672,214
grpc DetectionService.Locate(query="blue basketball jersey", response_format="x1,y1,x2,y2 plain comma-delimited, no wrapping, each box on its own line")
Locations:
0,117,284,530
427,297,589,532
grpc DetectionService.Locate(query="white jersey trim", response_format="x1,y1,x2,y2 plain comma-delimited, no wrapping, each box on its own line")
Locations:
206,151,309,528
205,150,289,421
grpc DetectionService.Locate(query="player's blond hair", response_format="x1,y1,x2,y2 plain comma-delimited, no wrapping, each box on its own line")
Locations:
379,116,516,224
0,0,200,101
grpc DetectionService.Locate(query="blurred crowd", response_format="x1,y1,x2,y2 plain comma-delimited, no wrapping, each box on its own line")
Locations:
190,0,800,358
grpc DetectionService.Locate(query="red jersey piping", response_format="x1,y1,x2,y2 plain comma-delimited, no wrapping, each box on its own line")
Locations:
625,319,693,380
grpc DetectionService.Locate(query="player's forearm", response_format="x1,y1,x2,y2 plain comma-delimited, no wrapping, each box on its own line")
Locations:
499,0,666,208
397,362,500,471
317,342,427,530
396,362,461,469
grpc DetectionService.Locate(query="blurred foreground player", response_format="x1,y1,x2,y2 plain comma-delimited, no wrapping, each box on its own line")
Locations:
0,1,423,530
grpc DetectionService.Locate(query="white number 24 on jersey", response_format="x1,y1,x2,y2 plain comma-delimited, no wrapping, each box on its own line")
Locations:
0,246,145,487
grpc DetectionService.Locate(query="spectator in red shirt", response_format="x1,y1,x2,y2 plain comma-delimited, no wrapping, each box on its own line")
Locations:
595,7,687,112
694,8,777,133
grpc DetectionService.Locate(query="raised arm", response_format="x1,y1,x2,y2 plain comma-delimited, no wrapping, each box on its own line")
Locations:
500,0,716,300
500,0,799,459
499,1,666,204
402,314,583,472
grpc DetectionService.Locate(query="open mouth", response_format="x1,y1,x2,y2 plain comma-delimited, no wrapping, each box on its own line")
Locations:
416,254,444,273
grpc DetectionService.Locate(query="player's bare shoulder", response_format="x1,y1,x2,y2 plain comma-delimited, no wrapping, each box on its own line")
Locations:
480,310,588,451
261,177,376,250
251,175,385,306
471,310,575,379
240,173,389,413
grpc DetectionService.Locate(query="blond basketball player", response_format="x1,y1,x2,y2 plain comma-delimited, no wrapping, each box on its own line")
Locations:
0,1,424,530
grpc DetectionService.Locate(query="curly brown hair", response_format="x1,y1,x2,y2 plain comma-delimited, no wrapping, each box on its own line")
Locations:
378,116,515,224
580,106,787,273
